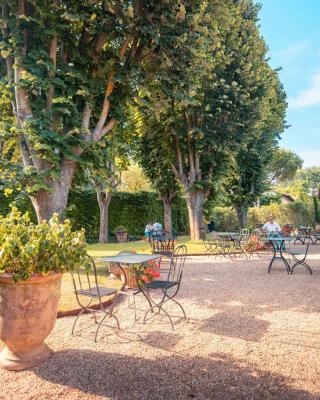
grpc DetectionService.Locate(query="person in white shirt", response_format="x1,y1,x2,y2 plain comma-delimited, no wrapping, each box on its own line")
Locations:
262,216,281,234
262,215,283,249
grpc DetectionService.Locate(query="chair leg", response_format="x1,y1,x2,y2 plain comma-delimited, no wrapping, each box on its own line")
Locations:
71,308,86,335
291,261,312,275
160,294,187,320
94,311,120,342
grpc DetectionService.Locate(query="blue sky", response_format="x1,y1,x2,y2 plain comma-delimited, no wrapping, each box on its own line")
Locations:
258,0,320,167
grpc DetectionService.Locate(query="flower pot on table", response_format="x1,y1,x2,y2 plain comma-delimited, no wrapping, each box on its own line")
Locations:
115,231,128,243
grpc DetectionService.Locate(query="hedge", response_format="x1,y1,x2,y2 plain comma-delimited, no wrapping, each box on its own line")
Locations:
67,190,189,242
210,201,314,232
248,202,313,228
0,190,189,243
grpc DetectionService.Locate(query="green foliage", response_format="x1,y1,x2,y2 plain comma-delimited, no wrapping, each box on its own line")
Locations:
117,164,153,193
276,167,320,202
224,78,287,211
209,201,313,231
210,207,239,231
313,196,320,224
136,0,287,205
248,202,313,227
1,0,205,218
0,208,87,282
66,190,189,241
114,225,127,233
268,148,303,185
133,117,179,199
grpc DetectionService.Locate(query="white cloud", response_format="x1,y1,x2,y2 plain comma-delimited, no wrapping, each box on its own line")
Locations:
276,41,309,62
289,72,320,109
298,149,320,167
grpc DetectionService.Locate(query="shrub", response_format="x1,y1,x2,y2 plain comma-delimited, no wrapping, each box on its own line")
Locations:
248,201,313,227
114,226,128,232
0,208,87,282
208,201,313,232
210,207,239,231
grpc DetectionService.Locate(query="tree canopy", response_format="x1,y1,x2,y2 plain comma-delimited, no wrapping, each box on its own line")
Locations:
267,148,303,185
133,0,287,238
0,0,204,221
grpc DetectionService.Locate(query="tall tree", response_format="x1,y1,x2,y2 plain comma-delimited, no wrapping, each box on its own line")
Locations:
138,0,282,239
134,120,179,234
225,76,287,228
0,0,193,222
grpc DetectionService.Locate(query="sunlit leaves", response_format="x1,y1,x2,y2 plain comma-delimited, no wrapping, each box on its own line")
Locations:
0,208,87,282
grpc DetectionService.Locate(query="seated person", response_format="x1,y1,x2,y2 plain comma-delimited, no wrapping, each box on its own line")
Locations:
144,222,153,240
152,221,163,237
262,215,284,249
262,215,281,235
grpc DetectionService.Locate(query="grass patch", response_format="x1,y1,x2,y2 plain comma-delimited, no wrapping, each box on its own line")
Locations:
87,236,208,257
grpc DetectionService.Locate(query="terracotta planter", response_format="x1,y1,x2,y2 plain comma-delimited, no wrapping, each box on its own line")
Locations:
109,264,138,289
115,231,128,243
0,272,62,371
123,266,138,289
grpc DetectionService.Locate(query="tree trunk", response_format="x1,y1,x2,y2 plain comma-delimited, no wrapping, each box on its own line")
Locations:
236,205,248,229
29,160,77,223
30,187,69,223
97,191,112,243
186,191,205,240
162,199,172,234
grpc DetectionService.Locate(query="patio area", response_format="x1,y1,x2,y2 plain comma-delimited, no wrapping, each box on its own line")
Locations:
1,247,320,400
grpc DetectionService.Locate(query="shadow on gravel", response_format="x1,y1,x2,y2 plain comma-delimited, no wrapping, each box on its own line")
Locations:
35,350,317,400
200,311,270,342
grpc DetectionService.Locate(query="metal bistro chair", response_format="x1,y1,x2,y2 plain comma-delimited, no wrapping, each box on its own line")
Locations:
289,244,312,275
150,230,175,257
71,255,125,342
216,236,235,260
141,245,187,330
200,229,218,257
234,229,250,259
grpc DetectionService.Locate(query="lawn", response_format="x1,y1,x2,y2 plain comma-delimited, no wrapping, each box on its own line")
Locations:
87,236,208,257
59,236,209,313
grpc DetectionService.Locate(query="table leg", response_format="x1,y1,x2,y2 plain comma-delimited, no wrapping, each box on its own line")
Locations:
268,240,290,274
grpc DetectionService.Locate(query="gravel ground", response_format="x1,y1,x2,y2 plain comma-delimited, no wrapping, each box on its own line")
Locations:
1,246,320,400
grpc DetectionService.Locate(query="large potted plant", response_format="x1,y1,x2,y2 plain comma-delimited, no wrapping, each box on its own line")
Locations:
0,209,87,371
114,226,128,243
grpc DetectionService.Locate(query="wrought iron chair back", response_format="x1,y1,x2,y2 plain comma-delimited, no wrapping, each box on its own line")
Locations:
70,255,125,341
201,230,218,256
240,228,250,239
141,245,187,329
150,233,175,256
167,244,187,284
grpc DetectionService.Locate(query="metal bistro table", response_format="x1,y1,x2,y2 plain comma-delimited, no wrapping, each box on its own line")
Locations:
99,253,162,323
208,232,240,259
261,237,294,274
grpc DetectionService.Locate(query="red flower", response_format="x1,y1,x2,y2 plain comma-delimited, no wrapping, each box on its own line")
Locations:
142,275,150,282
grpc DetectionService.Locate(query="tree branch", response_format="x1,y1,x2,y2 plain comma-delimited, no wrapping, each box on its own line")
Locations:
1,2,14,83
195,151,201,180
81,102,92,135
46,0,59,110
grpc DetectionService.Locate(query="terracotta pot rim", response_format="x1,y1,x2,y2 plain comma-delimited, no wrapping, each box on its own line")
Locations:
0,272,62,285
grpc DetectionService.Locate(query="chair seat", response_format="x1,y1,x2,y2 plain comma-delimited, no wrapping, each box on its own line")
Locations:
146,280,178,290
76,286,117,298
288,251,304,256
